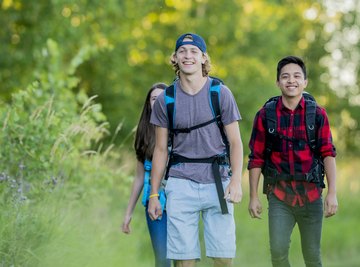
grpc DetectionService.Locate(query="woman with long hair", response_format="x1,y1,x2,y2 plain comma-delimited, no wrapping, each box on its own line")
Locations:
122,82,171,267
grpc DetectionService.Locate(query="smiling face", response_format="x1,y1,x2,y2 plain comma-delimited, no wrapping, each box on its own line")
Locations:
174,40,206,76
276,63,308,99
150,88,163,109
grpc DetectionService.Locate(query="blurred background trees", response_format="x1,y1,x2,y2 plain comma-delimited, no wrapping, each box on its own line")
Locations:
1,0,359,155
0,0,360,266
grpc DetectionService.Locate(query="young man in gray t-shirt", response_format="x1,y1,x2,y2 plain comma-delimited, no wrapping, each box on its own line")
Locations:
148,33,243,267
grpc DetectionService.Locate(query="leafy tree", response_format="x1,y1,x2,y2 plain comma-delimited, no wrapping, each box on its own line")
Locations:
0,0,358,154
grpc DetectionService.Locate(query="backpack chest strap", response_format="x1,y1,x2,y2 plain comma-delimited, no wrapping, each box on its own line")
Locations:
263,165,321,184
169,153,229,165
170,116,221,135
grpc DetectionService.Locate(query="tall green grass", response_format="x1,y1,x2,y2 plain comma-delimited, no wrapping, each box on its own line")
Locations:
1,158,357,266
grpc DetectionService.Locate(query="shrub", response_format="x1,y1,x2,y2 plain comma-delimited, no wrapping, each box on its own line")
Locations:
0,39,124,266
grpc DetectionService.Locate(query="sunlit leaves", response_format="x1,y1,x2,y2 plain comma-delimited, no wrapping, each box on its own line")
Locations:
1,0,21,10
0,0,359,154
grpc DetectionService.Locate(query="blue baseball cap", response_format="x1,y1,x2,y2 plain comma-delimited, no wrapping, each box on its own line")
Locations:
175,33,207,53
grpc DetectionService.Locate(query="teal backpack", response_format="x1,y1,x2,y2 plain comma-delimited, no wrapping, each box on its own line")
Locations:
164,77,231,214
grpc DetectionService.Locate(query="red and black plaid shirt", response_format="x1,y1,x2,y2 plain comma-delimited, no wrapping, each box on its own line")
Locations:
248,96,336,206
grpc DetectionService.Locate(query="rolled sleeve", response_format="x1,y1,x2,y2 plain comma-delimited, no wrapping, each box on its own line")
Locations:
247,109,266,170
317,107,337,158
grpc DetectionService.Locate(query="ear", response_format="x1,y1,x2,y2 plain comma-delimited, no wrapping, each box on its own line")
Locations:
171,52,178,64
201,53,208,64
304,79,308,88
276,80,280,88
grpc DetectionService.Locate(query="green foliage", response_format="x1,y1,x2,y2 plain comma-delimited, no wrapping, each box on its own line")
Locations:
0,38,125,265
0,39,105,182
1,0,359,154
0,1,359,266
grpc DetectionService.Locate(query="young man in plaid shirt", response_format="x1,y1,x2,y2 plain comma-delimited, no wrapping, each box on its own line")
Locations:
248,56,338,267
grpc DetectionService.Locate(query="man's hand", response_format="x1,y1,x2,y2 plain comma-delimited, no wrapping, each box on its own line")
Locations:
224,178,242,204
248,197,262,219
147,196,162,221
324,191,338,218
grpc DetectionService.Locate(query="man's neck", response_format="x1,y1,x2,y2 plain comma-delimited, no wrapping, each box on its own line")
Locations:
281,95,302,110
179,74,208,95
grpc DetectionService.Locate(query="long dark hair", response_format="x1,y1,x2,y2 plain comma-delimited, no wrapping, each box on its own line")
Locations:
134,82,167,163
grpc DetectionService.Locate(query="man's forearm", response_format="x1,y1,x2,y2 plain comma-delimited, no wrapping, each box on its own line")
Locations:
249,168,262,198
324,156,337,194
230,139,243,182
225,121,243,182
150,146,168,194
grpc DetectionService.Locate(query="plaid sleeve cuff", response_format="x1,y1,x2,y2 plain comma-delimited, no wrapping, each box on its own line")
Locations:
247,160,264,170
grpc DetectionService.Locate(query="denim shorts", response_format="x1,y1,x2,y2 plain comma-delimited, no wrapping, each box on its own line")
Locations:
165,177,236,260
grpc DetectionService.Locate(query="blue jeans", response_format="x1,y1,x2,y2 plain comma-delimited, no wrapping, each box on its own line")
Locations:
268,193,323,267
145,208,171,267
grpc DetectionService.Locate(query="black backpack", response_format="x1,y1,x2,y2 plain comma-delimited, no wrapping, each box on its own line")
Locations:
264,92,317,154
261,93,325,193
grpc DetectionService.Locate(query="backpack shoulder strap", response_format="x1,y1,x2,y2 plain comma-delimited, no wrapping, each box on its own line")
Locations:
304,97,317,151
208,78,230,155
165,84,176,131
264,96,279,135
209,78,221,118
164,84,176,180
143,159,152,171
264,96,280,156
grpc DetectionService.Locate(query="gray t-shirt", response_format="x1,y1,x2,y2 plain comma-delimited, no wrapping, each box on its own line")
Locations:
151,77,241,183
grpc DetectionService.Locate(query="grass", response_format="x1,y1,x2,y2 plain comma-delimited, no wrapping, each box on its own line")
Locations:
1,157,359,266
